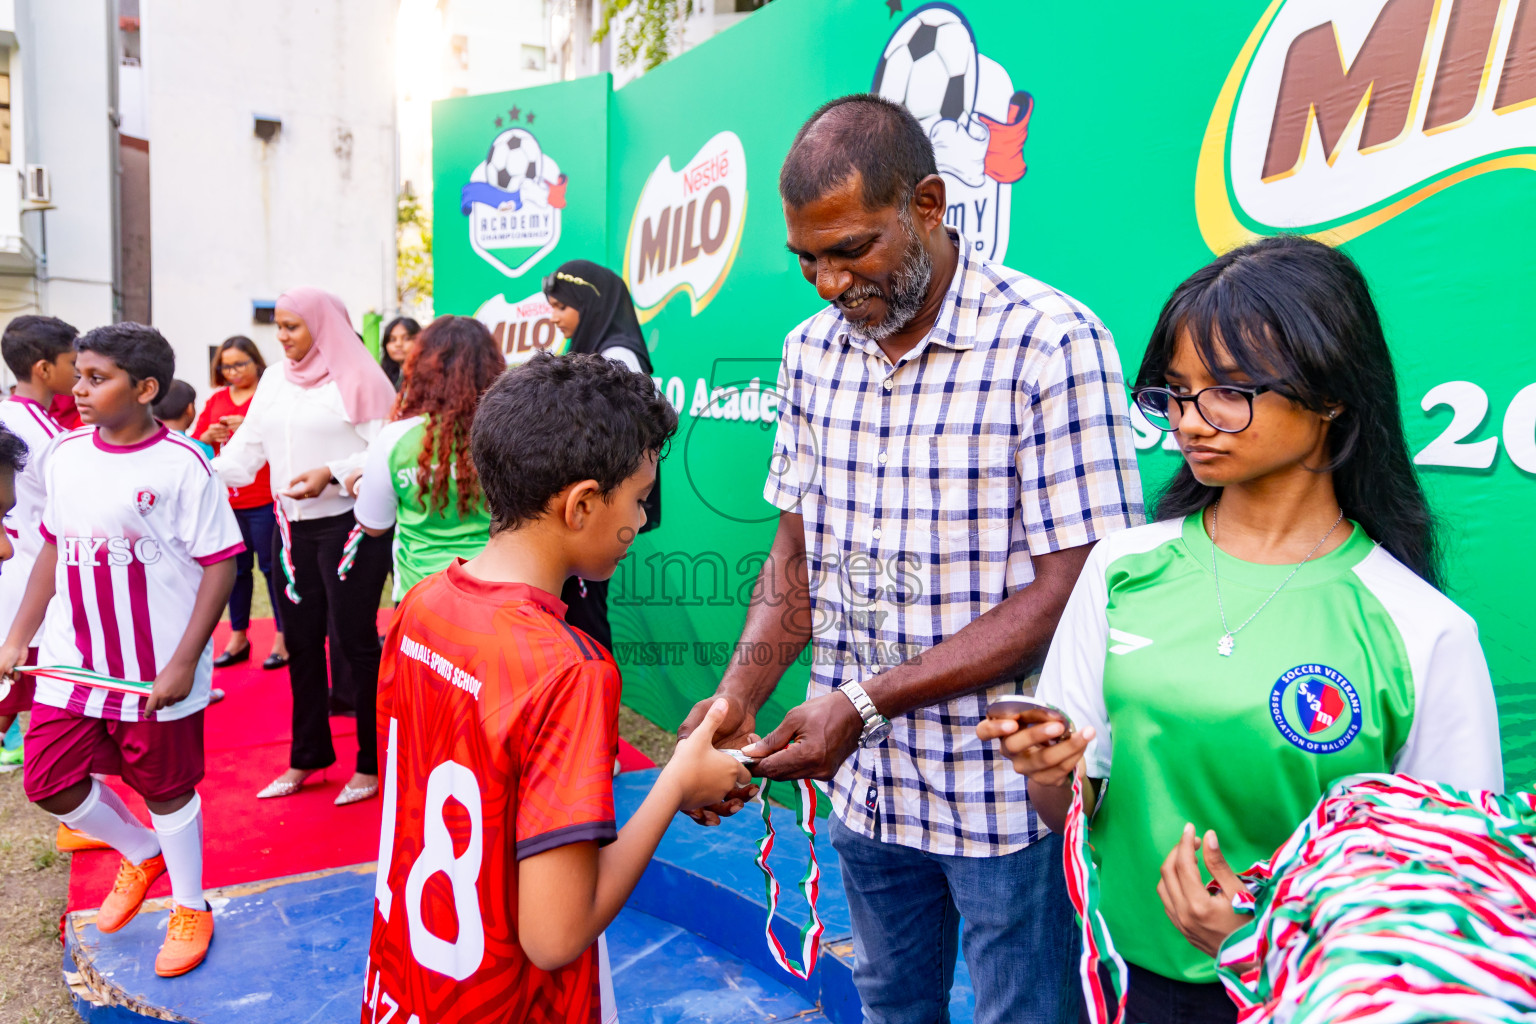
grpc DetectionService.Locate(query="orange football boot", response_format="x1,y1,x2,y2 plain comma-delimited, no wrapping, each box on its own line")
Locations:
56,823,111,852
155,903,214,977
95,853,166,933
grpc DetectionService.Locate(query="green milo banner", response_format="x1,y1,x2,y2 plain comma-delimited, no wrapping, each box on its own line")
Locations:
434,0,1536,784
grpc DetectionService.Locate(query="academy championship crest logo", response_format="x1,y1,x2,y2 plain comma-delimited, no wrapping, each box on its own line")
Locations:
872,2,1032,261
134,488,158,516
1270,663,1362,754
473,291,570,366
1196,0,1536,253
623,130,748,323
460,123,568,278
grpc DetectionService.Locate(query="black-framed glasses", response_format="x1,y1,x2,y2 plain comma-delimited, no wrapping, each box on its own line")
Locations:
219,359,255,374
1132,385,1272,434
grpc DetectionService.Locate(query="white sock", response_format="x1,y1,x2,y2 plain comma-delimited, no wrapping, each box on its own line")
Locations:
149,792,205,910
56,780,161,864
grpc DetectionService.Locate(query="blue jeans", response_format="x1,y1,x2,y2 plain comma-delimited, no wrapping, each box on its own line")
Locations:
229,503,282,632
829,814,1080,1024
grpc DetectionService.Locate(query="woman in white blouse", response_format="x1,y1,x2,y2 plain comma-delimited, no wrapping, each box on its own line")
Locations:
213,287,396,806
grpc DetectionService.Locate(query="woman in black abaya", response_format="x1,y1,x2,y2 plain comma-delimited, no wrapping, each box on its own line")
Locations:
543,260,662,652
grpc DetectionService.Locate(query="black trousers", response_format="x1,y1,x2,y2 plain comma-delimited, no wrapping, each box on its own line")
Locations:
1084,963,1238,1024
274,511,392,775
561,576,611,654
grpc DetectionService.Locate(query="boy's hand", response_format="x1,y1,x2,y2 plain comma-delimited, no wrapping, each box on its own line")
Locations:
342,469,363,497
975,716,1095,788
146,661,196,714
662,698,753,813
0,640,26,680
677,691,759,825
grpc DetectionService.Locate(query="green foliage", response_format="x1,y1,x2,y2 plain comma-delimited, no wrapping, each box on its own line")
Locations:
594,0,696,71
397,187,434,316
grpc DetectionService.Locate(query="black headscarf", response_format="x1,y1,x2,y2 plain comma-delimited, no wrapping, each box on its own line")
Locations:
543,258,661,533
543,260,652,373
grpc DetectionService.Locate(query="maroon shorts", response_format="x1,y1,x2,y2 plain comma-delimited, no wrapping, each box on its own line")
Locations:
23,702,205,803
0,648,39,716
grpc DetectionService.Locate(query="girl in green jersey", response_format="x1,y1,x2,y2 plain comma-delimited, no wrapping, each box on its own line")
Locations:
353,316,503,598
980,236,1501,1024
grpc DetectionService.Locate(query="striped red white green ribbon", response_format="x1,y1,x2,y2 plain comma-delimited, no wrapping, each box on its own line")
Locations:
1064,772,1128,1024
274,500,301,604
337,524,364,581
15,665,153,697
753,777,825,980
1216,773,1536,1023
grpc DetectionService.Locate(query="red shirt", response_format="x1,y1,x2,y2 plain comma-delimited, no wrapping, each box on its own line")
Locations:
49,393,81,430
192,387,271,508
364,560,619,1024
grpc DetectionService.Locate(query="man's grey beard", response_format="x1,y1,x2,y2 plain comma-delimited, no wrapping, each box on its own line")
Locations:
844,219,933,342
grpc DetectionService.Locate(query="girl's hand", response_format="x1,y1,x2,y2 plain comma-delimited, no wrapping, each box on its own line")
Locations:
975,716,1095,787
1157,824,1248,957
220,414,244,430
283,467,333,500
200,423,231,446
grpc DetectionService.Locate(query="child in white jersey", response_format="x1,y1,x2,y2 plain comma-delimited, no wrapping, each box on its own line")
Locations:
0,316,76,762
0,323,243,978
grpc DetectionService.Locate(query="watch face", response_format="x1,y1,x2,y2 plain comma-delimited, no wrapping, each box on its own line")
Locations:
861,720,893,747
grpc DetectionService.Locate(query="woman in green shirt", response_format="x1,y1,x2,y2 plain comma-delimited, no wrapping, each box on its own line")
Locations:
353,316,504,598
980,236,1501,1024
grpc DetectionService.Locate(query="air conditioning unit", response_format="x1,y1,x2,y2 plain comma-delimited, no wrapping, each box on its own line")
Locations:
23,165,51,206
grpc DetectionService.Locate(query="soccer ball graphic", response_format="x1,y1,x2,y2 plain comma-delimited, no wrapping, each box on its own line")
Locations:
484,128,543,194
872,4,978,127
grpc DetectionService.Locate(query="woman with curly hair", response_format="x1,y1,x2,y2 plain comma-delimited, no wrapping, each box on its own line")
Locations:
353,316,502,598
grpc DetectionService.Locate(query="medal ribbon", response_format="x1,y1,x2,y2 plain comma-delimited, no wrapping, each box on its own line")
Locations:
1215,773,1536,1023
273,500,302,604
16,665,153,697
337,524,364,581
753,777,825,980
1064,772,1128,1024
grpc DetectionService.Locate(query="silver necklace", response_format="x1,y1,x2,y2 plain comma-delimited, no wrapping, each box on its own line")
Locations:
1210,500,1344,657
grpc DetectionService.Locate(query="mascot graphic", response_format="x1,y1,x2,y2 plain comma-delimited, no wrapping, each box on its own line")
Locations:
459,126,568,278
873,3,1031,262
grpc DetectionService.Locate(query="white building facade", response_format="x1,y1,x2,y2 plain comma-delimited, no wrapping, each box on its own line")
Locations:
4,0,398,397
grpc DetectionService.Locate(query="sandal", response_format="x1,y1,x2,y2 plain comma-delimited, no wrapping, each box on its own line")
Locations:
334,782,379,806
256,769,320,799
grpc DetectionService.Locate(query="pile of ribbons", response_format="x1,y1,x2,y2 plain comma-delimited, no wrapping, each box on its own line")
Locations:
1216,773,1536,1023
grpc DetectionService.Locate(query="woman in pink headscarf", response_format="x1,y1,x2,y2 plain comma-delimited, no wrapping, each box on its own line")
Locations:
213,287,396,806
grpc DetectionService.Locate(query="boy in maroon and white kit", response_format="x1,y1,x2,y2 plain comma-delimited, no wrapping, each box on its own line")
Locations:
0,316,75,759
0,323,242,977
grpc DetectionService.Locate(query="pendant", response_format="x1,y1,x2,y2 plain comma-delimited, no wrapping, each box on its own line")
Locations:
1217,634,1235,657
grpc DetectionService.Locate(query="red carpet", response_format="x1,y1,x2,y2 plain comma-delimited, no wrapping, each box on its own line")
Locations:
65,616,655,911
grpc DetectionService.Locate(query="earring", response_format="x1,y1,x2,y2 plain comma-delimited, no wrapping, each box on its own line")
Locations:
1326,410,1338,420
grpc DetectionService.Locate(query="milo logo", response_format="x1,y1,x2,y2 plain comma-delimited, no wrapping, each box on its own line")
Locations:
1197,0,1536,251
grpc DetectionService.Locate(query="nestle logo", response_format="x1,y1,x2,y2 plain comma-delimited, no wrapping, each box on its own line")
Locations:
1198,0,1536,250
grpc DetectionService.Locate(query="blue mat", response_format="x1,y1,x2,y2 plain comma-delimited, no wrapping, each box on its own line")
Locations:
62,769,975,1023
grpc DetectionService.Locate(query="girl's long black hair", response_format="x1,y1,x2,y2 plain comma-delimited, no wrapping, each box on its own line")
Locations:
1137,235,1441,588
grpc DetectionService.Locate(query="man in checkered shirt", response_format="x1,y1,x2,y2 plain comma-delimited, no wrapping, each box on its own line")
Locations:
679,95,1143,1022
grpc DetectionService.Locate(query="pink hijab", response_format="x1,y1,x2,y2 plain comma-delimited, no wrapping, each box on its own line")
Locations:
277,287,396,423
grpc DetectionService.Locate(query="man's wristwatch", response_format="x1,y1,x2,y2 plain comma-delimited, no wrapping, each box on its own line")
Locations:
838,680,892,747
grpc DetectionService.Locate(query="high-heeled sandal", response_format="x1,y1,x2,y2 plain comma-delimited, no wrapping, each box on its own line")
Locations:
256,770,320,799
334,781,379,806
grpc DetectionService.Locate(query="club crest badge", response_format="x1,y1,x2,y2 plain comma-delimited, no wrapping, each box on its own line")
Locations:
134,488,158,516
872,2,1033,262
1270,663,1362,754
460,125,567,279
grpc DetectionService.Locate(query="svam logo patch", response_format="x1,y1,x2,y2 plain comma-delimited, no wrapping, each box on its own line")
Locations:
1269,663,1361,754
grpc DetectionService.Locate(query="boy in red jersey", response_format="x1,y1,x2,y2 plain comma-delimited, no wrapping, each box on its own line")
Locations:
0,324,242,978
364,353,749,1024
